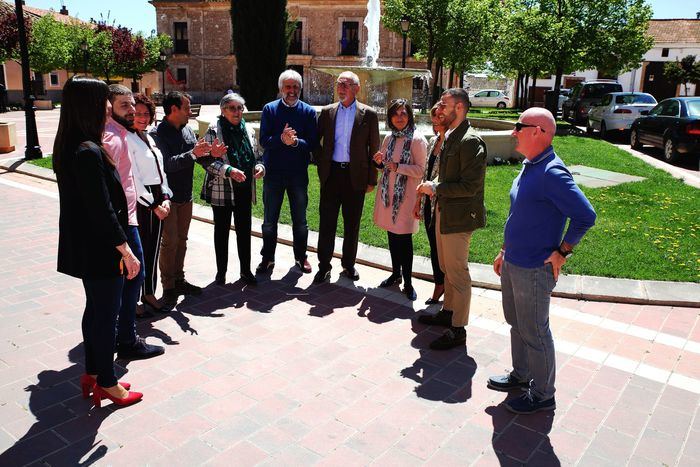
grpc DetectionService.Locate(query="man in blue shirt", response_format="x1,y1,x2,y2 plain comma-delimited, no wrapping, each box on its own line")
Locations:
257,70,318,274
489,108,596,414
313,71,380,283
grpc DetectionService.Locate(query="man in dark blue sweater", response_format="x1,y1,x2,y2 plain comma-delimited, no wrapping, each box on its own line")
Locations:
490,108,596,415
257,70,318,274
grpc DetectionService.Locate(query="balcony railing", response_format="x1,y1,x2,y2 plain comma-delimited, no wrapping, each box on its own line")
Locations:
288,38,311,55
339,39,359,56
174,39,189,55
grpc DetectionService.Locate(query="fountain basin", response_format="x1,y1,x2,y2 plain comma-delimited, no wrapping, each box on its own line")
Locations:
196,112,519,164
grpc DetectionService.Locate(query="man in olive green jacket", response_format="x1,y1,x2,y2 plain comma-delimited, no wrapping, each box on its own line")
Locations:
416,88,487,350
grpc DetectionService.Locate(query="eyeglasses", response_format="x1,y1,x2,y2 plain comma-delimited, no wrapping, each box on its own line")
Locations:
514,122,545,133
337,81,357,88
224,105,244,112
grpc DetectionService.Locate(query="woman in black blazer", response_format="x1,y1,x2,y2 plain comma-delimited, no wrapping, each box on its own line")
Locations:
54,76,142,408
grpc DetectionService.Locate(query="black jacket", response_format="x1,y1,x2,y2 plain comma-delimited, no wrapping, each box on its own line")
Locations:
153,119,197,203
56,142,129,279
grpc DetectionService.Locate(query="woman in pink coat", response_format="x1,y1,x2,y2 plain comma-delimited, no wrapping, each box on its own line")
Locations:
372,99,427,300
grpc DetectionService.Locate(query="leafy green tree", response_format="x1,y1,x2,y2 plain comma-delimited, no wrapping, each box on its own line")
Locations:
133,33,173,89
664,55,700,96
537,0,654,114
27,14,71,76
492,0,557,108
88,25,118,83
443,0,501,87
64,20,95,74
231,0,290,110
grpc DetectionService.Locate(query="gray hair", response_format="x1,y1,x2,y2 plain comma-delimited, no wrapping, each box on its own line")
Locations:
338,71,360,85
219,92,246,111
278,69,303,90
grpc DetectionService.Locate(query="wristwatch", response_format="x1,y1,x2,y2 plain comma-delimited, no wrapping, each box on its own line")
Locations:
557,246,573,259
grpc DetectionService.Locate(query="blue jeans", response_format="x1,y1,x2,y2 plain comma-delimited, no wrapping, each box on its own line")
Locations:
501,260,557,400
117,226,145,346
261,172,309,262
82,275,124,387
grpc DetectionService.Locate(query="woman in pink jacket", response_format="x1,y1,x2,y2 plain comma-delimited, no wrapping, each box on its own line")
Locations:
372,99,427,300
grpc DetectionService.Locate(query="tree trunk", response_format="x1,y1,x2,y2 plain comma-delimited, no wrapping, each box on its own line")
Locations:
530,71,538,108
431,57,443,105
547,65,564,116
459,69,464,88
523,74,529,109
448,66,455,88
514,72,522,109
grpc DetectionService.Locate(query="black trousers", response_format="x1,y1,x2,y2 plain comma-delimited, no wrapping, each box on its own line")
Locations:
424,206,445,286
212,184,253,275
82,276,124,388
136,203,163,297
387,231,413,286
317,164,366,272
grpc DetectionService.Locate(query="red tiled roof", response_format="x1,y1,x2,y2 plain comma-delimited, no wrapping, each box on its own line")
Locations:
0,0,86,24
648,19,700,43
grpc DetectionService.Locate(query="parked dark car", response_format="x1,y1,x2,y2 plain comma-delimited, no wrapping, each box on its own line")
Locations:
630,97,700,163
562,80,623,124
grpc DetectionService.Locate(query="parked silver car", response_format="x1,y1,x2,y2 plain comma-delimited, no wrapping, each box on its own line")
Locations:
587,92,657,139
469,89,510,108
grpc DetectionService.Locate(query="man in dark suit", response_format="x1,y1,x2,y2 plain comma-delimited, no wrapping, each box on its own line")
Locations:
313,71,380,283
416,88,487,350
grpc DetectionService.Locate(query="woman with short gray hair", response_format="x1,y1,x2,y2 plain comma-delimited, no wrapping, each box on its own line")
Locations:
200,93,265,285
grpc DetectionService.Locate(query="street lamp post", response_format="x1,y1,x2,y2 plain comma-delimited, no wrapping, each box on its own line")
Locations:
14,0,41,160
400,15,410,69
80,40,88,75
159,50,167,94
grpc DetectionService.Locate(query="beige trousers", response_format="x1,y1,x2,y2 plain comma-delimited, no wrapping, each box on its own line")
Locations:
159,200,192,290
435,208,473,327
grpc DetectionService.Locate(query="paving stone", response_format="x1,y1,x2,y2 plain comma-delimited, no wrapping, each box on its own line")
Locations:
1,175,699,466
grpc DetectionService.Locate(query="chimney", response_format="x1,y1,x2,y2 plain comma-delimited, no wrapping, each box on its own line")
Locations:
60,3,68,15
696,11,700,19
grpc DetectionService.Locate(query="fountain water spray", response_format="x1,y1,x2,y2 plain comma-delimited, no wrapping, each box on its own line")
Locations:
364,0,381,68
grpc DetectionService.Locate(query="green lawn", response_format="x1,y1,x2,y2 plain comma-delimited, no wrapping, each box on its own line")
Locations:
32,136,700,282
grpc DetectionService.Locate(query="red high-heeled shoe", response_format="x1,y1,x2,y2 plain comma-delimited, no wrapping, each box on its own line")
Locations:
80,374,131,399
92,385,143,408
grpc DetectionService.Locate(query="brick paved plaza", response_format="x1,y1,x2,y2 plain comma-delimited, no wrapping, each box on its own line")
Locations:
0,168,698,466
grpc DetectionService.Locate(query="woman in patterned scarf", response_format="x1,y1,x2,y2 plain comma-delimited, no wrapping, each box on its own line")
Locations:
201,93,265,285
372,99,427,300
413,103,447,305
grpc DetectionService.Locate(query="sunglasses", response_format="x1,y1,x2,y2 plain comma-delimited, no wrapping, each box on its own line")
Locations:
515,122,545,133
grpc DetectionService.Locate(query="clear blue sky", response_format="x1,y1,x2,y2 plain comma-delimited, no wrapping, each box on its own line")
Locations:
20,0,700,36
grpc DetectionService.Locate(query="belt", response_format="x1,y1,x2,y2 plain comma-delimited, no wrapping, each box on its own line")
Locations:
331,161,350,169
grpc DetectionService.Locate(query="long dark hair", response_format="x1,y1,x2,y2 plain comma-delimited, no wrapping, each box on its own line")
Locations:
52,76,110,174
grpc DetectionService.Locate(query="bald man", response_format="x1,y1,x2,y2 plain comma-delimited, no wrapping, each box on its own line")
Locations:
489,108,596,414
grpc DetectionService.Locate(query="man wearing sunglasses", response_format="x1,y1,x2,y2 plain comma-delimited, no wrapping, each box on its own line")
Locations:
416,88,487,350
489,108,596,414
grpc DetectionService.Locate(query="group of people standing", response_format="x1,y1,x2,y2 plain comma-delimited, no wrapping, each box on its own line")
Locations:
54,68,595,415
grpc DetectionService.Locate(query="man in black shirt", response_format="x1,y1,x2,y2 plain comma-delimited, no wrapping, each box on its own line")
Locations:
154,92,218,309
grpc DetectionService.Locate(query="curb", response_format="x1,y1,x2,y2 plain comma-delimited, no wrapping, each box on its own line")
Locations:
2,156,699,308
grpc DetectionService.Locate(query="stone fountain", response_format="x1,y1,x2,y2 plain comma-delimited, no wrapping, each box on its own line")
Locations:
311,0,431,108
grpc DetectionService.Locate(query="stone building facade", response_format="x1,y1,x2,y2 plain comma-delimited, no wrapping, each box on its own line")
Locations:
149,0,426,105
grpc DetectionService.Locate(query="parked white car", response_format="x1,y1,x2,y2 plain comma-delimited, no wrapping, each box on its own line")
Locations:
587,92,657,139
469,89,510,108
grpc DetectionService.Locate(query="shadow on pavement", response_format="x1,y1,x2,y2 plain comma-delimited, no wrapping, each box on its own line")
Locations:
0,345,125,466
401,322,478,403
486,401,559,465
